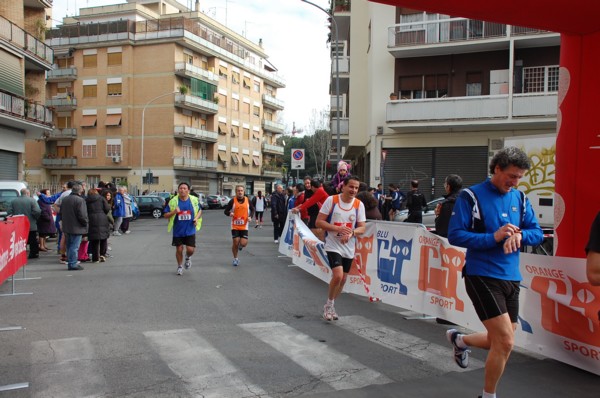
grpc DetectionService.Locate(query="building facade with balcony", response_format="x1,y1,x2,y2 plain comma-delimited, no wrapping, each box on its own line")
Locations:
0,1,53,179
28,0,285,196
331,2,559,201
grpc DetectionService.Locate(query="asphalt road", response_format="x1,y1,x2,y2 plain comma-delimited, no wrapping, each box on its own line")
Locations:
1,210,597,397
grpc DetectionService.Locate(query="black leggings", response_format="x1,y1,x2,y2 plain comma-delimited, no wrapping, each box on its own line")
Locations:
89,239,108,261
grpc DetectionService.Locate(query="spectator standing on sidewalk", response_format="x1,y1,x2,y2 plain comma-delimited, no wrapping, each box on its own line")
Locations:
86,188,111,263
270,184,287,244
446,147,543,398
37,188,57,252
112,186,126,236
61,183,88,271
292,179,329,241
11,188,41,259
120,187,133,234
405,180,427,224
434,174,463,238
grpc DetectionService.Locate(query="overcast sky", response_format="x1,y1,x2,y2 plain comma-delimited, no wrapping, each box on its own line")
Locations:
51,0,332,136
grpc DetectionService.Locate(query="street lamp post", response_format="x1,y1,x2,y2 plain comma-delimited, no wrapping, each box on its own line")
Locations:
140,91,177,194
300,0,341,164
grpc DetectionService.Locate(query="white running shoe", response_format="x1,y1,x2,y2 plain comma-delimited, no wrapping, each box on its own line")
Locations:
184,257,192,269
177,266,183,275
274,239,279,244
124,230,131,234
330,306,339,320
446,329,470,369
232,258,239,267
323,304,333,321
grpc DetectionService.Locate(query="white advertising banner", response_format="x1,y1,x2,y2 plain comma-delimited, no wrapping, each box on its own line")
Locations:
279,212,600,376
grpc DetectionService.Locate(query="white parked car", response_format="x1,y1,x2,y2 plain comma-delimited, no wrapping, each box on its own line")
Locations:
218,195,230,208
394,197,445,228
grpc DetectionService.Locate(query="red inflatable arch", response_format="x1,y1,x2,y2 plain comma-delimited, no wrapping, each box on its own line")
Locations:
370,0,600,257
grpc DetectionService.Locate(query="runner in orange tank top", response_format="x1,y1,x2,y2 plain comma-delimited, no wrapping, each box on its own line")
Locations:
223,185,255,267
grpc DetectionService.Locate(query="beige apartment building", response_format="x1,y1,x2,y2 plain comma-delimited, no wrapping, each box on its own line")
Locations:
331,0,559,200
27,0,285,196
0,0,53,180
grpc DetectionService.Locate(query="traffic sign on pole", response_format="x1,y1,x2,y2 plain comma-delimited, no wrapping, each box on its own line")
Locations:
291,148,305,170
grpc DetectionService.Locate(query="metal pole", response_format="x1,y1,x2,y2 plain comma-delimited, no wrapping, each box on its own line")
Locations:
300,0,341,163
141,91,177,195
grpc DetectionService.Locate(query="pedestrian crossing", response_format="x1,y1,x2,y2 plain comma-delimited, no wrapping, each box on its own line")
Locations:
22,316,485,397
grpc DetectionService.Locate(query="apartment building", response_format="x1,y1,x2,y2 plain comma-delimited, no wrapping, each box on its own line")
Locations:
332,1,559,200
29,0,285,196
0,0,53,180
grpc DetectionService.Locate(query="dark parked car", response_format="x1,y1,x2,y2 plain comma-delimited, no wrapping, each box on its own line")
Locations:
133,195,165,219
206,195,222,209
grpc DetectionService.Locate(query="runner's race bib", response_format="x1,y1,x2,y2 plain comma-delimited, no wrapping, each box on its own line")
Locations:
178,210,192,221
233,217,245,226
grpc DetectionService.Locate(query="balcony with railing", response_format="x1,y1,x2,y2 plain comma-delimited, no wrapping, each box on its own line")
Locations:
174,93,218,114
262,164,283,177
331,56,350,75
387,16,559,58
262,94,284,111
0,90,53,134
331,117,349,136
42,157,77,167
173,157,217,169
46,18,285,88
174,62,219,84
47,67,78,82
0,15,53,67
386,93,557,130
174,125,218,143
262,119,285,134
46,94,77,111
261,142,284,155
48,128,77,140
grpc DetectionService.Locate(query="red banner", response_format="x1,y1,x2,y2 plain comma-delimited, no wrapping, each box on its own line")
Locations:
0,215,30,284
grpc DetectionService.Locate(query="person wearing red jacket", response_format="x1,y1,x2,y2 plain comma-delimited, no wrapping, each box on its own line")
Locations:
292,179,329,241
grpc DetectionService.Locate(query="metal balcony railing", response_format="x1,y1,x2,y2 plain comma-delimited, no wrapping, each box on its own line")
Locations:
49,128,77,139
42,157,77,167
388,16,554,48
262,94,285,110
0,90,53,126
173,157,217,169
0,15,53,64
262,119,285,134
261,142,284,155
174,126,218,142
47,67,78,80
174,93,219,113
174,62,219,83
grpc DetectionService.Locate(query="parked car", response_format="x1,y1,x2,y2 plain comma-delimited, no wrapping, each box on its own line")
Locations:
0,181,29,219
206,195,222,209
394,197,445,228
218,195,230,208
133,195,165,219
153,191,173,202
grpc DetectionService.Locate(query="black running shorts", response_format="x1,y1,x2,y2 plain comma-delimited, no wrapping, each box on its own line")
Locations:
464,275,520,323
326,251,354,273
172,235,196,247
231,229,249,239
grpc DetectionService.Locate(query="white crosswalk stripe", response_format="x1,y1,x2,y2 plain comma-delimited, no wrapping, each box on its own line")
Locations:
239,321,392,391
144,328,270,398
334,315,485,372
30,337,106,398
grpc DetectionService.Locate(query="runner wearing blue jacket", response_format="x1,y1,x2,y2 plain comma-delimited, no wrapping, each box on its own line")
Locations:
446,147,543,398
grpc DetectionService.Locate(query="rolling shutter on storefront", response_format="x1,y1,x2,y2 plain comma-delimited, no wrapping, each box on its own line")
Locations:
0,150,19,180
0,52,24,97
433,146,488,198
383,147,433,199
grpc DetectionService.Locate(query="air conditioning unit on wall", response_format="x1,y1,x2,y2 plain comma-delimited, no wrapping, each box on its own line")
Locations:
112,156,121,163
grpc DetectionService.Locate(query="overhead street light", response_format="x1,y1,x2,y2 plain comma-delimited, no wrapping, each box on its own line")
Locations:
141,90,178,194
300,0,341,164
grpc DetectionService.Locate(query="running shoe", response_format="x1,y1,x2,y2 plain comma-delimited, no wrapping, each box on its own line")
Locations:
184,257,192,269
232,258,239,267
274,239,279,244
238,243,243,252
330,306,339,320
177,266,183,275
254,225,259,228
113,231,122,236
323,304,333,321
124,230,131,234
446,329,470,368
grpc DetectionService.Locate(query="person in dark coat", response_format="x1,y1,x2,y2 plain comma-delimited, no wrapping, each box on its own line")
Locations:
61,183,88,270
37,188,57,252
270,184,287,243
356,190,383,220
86,188,111,263
434,174,463,238
11,188,41,258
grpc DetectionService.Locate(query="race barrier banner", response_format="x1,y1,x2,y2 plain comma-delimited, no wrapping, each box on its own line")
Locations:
279,212,600,376
0,216,30,285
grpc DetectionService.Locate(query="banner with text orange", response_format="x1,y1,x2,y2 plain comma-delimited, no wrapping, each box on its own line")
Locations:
279,212,600,376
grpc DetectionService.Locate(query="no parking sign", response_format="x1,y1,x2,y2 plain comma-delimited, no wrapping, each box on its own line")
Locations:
291,148,305,170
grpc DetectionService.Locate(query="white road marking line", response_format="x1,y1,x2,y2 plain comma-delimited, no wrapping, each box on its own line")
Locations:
144,328,269,398
239,322,392,391
335,315,485,372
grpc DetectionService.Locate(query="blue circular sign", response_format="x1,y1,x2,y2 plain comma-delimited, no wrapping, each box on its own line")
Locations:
293,150,304,160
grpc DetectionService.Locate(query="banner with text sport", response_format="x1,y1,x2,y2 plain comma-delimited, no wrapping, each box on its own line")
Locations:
279,212,600,376
0,215,30,284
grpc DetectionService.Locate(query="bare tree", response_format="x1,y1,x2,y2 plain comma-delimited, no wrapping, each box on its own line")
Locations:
304,108,331,178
